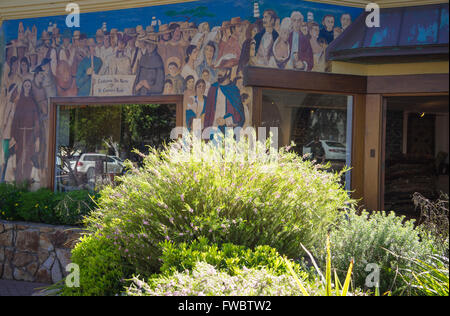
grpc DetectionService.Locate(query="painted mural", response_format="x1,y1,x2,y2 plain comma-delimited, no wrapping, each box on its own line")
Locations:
0,0,362,186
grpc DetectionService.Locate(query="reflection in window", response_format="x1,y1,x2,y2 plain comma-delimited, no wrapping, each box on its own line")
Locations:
262,90,353,189
55,103,176,192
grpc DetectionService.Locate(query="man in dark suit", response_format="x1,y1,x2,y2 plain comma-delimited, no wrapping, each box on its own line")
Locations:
254,9,279,66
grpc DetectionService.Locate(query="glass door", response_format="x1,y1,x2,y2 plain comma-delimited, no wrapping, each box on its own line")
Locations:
261,89,354,190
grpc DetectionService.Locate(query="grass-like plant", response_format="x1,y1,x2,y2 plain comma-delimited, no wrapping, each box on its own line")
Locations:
284,236,355,296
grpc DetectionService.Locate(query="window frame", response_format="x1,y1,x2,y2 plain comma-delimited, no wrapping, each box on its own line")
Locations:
47,95,184,190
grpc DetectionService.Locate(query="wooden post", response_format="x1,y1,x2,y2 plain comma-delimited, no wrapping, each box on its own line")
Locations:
363,94,383,211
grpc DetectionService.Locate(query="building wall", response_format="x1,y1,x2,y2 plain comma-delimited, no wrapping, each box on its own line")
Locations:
0,0,362,188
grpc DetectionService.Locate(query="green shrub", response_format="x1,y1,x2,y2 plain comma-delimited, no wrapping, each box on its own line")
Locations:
327,209,436,294
0,183,97,226
54,190,98,226
61,233,128,296
0,183,27,221
85,135,353,276
16,189,64,225
159,237,306,277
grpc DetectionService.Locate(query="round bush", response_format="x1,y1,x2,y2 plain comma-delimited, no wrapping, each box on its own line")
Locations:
85,136,353,276
61,233,128,296
327,209,436,294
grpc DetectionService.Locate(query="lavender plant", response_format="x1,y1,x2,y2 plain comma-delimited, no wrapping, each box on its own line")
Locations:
84,134,353,276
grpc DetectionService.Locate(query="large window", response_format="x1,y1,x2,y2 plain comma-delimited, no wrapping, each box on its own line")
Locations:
261,89,353,189
54,102,177,191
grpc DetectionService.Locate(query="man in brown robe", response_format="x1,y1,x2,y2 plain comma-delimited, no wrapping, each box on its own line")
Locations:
32,67,49,184
10,79,40,184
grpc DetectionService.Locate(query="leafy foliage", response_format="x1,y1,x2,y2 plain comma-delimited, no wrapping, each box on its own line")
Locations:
126,262,312,296
327,209,436,294
84,135,353,276
125,261,366,297
0,183,96,226
15,189,64,225
158,237,306,277
61,233,129,296
402,254,449,296
54,190,99,226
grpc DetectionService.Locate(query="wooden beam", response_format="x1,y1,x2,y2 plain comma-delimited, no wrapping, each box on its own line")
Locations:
244,66,367,95
367,74,449,95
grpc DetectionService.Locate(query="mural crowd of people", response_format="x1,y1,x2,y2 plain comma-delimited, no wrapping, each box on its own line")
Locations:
0,6,352,185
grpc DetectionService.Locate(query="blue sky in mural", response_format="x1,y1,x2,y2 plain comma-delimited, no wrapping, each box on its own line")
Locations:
3,0,362,42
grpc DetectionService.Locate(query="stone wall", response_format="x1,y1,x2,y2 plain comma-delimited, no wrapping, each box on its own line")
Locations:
0,220,83,284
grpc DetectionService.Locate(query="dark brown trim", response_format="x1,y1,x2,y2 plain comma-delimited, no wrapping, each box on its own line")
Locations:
50,95,184,106
351,94,366,203
367,74,449,94
252,87,262,129
47,95,184,190
243,66,367,95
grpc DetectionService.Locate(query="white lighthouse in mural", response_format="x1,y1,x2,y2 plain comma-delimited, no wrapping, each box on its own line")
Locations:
253,1,260,19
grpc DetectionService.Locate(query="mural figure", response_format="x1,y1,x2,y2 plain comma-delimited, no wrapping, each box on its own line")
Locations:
254,10,279,66
165,57,184,94
134,37,165,95
76,39,102,96
0,0,359,185
186,78,207,130
0,84,19,182
204,66,245,133
319,15,335,44
10,79,40,183
181,44,200,81
289,12,314,71
31,66,48,183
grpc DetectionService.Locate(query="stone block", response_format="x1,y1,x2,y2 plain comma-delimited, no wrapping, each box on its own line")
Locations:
0,230,13,247
4,248,15,262
36,268,52,284
39,233,54,252
38,250,50,264
3,264,13,280
42,253,55,270
14,267,34,282
50,230,69,249
16,230,40,252
51,261,63,283
56,248,72,272
0,247,4,262
26,262,39,276
13,252,35,268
